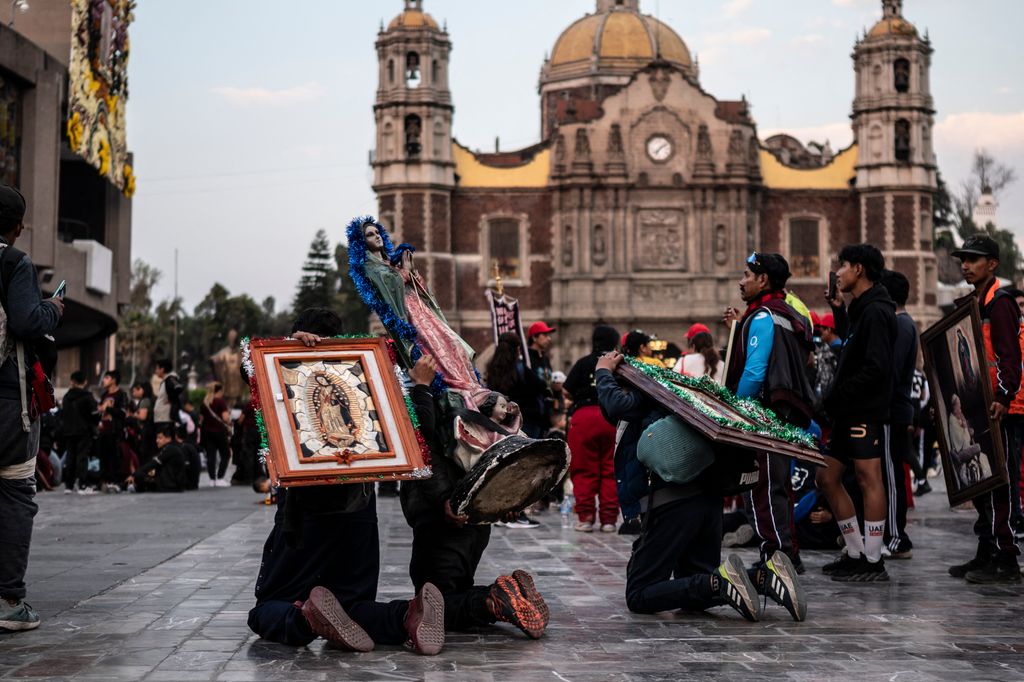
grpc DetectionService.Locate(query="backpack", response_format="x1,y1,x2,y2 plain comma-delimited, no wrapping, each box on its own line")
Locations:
0,242,17,367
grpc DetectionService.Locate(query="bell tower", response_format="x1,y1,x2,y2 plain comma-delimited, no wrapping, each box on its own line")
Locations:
851,0,938,323
372,1,457,312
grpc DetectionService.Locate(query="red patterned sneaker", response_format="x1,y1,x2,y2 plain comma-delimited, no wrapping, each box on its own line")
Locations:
512,569,549,627
300,586,374,651
488,574,545,639
404,582,445,655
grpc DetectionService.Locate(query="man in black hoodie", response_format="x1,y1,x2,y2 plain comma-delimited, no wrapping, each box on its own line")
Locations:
818,244,897,582
61,371,99,493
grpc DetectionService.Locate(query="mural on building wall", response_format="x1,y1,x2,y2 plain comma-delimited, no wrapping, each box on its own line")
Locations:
66,0,135,196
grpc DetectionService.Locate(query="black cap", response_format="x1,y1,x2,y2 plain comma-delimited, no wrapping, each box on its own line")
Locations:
0,185,26,223
952,234,1000,260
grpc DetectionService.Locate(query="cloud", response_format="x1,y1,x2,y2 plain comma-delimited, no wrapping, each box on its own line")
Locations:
702,27,772,45
935,111,1024,152
212,82,326,106
995,86,1013,95
791,34,825,47
723,0,752,18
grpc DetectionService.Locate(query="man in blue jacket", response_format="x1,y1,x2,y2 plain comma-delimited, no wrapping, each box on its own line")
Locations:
0,185,63,632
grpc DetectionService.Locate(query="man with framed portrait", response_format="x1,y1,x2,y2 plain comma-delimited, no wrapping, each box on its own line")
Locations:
948,235,1023,584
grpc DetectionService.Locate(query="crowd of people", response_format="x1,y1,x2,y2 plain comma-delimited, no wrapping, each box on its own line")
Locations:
2,181,1021,651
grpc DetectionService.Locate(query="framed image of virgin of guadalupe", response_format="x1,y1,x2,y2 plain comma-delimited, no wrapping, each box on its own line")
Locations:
244,337,431,487
613,359,825,465
921,298,1008,506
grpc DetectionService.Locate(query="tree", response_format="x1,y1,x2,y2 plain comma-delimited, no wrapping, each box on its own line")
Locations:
334,243,370,333
293,229,336,312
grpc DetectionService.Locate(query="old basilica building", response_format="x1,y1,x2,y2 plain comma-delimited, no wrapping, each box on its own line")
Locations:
371,0,938,368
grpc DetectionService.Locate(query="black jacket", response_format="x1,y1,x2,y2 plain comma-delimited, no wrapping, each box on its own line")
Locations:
400,385,461,528
60,387,98,437
823,284,897,425
137,443,188,492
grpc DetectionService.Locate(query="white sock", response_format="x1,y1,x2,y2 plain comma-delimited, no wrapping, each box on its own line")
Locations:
864,520,885,563
838,516,864,559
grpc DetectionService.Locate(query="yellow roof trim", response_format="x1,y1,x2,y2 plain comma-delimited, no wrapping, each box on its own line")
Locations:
453,143,550,188
760,145,858,190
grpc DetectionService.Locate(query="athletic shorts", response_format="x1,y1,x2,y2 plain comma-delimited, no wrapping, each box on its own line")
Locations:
827,422,885,461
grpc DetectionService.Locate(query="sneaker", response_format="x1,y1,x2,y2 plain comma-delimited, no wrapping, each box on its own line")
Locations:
404,582,445,655
300,586,374,651
618,517,642,535
964,559,1022,585
949,555,989,578
0,599,40,631
1012,520,1024,541
715,554,760,622
77,486,97,495
822,550,857,575
831,556,890,582
488,575,545,639
722,524,755,548
757,552,807,622
511,569,549,627
600,523,617,533
574,520,594,533
503,512,540,529
913,480,932,497
63,488,73,495
888,543,913,560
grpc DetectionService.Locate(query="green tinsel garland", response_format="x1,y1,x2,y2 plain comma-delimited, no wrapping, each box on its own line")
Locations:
624,357,818,450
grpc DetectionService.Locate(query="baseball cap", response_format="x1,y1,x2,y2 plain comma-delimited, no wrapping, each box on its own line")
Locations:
810,311,822,327
685,323,710,341
0,185,26,223
527,321,556,338
819,313,835,330
952,234,1000,260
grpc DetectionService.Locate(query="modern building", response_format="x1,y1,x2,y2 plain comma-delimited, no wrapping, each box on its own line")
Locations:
372,0,939,369
1,0,134,384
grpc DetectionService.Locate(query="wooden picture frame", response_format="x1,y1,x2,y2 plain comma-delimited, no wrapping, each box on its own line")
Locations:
246,337,430,487
614,361,825,465
920,299,1008,506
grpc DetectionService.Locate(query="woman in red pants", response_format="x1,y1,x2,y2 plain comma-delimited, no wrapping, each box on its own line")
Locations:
564,325,621,532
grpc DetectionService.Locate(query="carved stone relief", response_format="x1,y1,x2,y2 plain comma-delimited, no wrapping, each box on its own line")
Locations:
697,124,712,161
649,68,671,102
631,281,691,302
714,224,728,265
562,225,573,267
607,124,624,156
593,224,607,266
574,128,591,161
636,209,685,271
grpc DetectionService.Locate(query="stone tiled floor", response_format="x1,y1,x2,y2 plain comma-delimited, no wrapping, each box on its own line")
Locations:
2,478,1023,681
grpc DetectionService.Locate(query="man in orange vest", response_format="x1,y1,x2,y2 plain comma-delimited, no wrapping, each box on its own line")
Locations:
950,235,1022,583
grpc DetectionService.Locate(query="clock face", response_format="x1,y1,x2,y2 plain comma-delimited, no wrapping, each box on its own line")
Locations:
647,135,673,162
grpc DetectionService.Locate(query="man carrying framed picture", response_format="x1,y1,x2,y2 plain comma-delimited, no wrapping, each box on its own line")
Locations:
949,235,1022,584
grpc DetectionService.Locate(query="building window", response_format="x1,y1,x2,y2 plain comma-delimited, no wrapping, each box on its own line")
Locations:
405,52,421,88
0,72,22,187
894,119,911,162
387,59,394,85
894,58,910,93
404,114,422,157
431,59,440,85
789,218,821,278
488,218,521,280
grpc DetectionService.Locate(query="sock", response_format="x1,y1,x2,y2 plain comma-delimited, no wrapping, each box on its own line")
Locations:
864,520,885,563
838,516,864,559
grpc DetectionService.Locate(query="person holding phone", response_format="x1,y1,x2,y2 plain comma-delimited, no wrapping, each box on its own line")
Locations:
0,184,64,633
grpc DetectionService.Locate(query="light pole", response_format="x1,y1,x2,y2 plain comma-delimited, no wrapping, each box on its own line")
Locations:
9,0,28,28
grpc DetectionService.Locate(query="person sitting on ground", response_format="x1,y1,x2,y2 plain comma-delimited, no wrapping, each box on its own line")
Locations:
126,424,187,493
246,307,444,655
176,425,202,491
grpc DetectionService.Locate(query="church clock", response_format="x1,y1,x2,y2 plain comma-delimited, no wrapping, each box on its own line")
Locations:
646,134,673,162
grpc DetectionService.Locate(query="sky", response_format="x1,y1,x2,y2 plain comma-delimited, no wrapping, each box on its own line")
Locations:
125,0,1024,310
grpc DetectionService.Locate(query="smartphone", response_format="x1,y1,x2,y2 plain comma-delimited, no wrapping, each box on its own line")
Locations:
828,272,838,301
52,279,66,299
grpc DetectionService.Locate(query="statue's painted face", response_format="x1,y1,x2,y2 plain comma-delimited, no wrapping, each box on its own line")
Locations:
491,395,509,423
363,223,385,253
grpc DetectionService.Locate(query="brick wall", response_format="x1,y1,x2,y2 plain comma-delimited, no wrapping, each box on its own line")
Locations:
430,193,450,252
865,195,886,247
891,255,920,305
893,195,915,250
403,192,425,247
759,189,861,256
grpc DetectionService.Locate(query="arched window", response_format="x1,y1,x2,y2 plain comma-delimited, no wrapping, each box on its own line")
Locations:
387,59,394,85
894,58,910,93
789,218,822,277
405,52,421,88
894,119,911,162
489,218,521,280
404,114,422,157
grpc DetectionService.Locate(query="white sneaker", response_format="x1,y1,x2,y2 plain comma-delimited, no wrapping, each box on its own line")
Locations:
600,523,617,533
218,478,231,487
77,487,97,495
574,521,594,532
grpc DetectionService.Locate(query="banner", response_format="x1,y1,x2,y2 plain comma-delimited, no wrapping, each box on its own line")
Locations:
485,290,530,369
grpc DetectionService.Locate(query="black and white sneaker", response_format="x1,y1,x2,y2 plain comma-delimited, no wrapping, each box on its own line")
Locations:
831,556,890,582
822,550,858,576
715,554,760,622
759,551,807,622
498,512,540,529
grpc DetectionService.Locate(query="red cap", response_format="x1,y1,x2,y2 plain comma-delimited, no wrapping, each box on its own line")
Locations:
620,332,629,348
528,321,557,338
810,311,822,327
819,313,835,330
686,323,710,341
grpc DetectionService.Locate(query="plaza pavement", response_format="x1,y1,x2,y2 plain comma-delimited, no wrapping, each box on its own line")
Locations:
2,475,1023,681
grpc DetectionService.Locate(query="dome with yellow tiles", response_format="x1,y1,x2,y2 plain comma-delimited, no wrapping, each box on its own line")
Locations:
547,1,694,82
387,1,439,32
866,16,917,39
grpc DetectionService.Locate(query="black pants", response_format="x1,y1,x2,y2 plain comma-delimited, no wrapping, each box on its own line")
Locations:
63,433,95,490
972,421,1022,561
742,452,794,563
409,522,495,631
97,432,126,483
625,492,723,614
203,431,230,480
247,491,408,646
1005,416,1024,528
883,424,912,552
0,477,38,602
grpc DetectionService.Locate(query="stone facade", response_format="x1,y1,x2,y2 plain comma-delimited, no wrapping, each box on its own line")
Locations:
372,0,940,371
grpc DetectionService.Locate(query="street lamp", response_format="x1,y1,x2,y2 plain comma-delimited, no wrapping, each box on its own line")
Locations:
9,0,28,28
